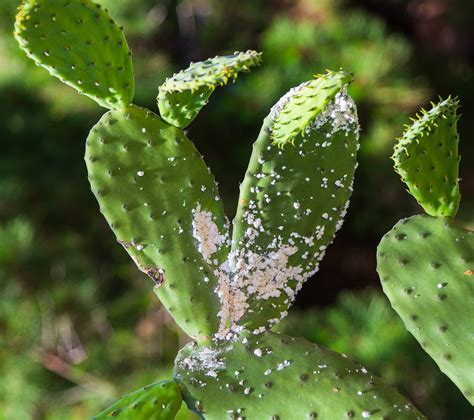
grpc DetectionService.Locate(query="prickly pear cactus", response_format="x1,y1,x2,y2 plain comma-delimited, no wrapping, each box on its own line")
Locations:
270,70,353,147
15,1,425,418
174,332,424,419
93,380,182,419
85,104,231,338
15,0,135,109
377,98,474,405
392,98,460,218
378,215,474,404
229,74,359,332
158,51,262,128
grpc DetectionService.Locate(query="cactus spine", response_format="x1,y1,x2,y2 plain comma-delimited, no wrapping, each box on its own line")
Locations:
16,0,425,417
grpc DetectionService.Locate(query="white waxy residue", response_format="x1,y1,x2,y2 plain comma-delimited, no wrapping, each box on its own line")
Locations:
178,346,230,378
253,348,263,357
304,86,358,137
192,204,227,264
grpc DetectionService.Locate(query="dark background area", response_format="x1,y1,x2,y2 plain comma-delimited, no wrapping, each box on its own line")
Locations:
0,0,473,418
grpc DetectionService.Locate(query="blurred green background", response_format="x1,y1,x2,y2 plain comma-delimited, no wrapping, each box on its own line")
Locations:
1,0,473,418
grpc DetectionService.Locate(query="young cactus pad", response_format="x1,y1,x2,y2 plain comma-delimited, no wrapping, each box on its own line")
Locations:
85,104,230,339
270,70,353,147
157,51,262,128
174,331,425,419
94,380,182,419
228,75,359,332
15,0,134,109
392,98,460,218
377,215,474,404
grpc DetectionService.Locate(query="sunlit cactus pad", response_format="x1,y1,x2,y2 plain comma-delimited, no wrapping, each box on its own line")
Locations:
377,215,474,404
228,82,359,332
85,104,230,339
157,50,262,128
270,70,353,147
94,380,182,419
392,98,460,218
174,332,425,419
15,0,134,109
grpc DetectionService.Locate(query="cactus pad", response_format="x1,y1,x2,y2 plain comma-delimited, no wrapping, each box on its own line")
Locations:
85,105,230,339
157,51,262,128
94,380,182,419
174,331,425,419
15,0,134,109
270,70,353,147
227,80,359,332
392,98,460,218
377,215,474,404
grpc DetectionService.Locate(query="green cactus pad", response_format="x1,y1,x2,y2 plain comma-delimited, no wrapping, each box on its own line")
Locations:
85,104,230,339
94,380,182,419
157,50,262,128
270,70,353,147
227,80,359,332
377,215,474,404
392,98,460,218
174,331,425,419
15,0,134,109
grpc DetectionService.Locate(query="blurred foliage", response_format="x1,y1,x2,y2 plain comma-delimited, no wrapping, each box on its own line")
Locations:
1,0,473,418
0,218,194,419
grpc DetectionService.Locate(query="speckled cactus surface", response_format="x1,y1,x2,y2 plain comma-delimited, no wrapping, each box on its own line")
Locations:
230,77,359,332
174,332,423,419
15,0,134,109
85,104,229,339
377,99,474,405
15,0,425,418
